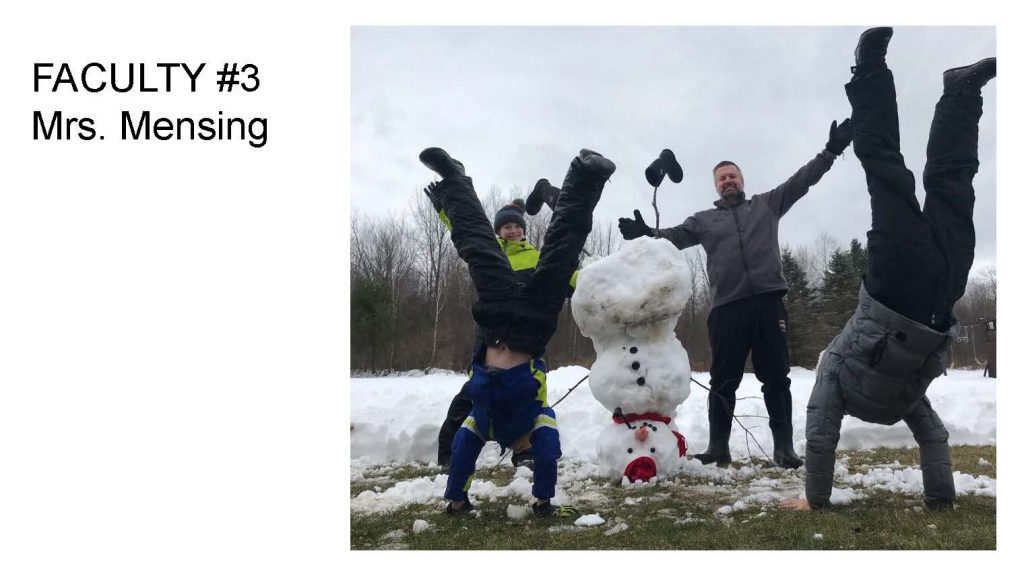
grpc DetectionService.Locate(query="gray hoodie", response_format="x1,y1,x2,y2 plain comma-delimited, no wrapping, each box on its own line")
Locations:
658,151,836,309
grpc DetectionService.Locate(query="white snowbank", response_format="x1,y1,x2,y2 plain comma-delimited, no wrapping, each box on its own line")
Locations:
350,368,996,513
351,367,995,465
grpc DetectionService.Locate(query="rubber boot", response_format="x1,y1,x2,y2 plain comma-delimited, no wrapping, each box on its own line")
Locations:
419,147,465,180
694,394,733,466
851,27,892,77
694,425,732,467
765,387,803,468
771,426,804,469
943,57,996,96
526,178,561,215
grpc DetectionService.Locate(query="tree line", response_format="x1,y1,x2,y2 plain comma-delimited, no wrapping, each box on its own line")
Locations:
351,187,996,375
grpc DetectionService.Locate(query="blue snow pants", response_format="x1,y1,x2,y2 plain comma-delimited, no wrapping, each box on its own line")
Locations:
444,353,562,502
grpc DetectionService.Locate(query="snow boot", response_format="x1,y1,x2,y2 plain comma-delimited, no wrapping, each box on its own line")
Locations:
644,148,683,187
771,428,804,469
526,178,561,215
578,148,616,180
764,386,803,468
419,147,466,180
445,500,475,516
851,27,892,77
694,426,732,467
695,391,733,466
943,57,996,96
532,501,579,519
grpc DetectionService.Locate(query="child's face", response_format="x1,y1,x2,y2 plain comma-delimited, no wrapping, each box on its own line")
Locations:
499,223,525,242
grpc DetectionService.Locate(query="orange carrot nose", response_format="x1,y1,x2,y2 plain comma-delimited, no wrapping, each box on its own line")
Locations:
635,426,649,442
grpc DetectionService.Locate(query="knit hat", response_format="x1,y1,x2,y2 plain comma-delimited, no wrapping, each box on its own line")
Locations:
493,198,527,234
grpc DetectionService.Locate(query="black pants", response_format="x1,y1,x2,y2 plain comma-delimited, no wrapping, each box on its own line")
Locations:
706,291,793,435
434,157,606,357
433,155,607,462
848,68,982,328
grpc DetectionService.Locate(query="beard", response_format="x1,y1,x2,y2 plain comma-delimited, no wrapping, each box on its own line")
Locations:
719,184,743,203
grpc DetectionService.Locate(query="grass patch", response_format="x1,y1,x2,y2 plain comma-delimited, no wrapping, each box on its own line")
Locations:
351,445,995,550
842,444,996,478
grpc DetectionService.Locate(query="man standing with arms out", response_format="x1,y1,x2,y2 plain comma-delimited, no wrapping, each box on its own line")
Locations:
782,28,995,511
618,120,853,469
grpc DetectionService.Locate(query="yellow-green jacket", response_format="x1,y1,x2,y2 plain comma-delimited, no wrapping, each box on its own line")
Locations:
439,209,578,292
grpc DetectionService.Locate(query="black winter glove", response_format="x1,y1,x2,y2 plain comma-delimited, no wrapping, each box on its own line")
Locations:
618,210,654,240
825,118,853,155
423,181,443,212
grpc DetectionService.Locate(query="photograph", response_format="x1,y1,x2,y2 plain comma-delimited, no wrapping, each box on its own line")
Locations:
349,25,997,550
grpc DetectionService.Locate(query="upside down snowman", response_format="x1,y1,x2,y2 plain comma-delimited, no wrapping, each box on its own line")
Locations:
572,236,693,483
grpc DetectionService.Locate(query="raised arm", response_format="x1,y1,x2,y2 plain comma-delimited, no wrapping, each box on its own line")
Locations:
761,119,851,217
618,209,701,250
655,214,702,250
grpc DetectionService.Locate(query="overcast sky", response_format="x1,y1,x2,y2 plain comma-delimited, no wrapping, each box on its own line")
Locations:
351,26,996,276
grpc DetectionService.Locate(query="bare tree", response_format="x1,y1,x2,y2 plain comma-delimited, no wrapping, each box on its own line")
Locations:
410,190,456,370
351,212,416,372
791,244,816,289
678,246,712,370
808,232,840,289
481,184,506,221
583,219,622,259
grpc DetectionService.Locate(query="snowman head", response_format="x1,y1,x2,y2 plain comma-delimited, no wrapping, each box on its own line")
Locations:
597,415,688,482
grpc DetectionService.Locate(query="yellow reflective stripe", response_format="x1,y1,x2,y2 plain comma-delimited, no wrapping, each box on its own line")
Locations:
461,416,484,441
533,414,558,431
530,360,548,407
569,269,579,290
439,210,452,230
462,473,474,493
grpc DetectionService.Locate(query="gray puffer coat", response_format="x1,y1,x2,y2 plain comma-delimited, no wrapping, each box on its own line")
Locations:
657,151,836,309
804,284,958,510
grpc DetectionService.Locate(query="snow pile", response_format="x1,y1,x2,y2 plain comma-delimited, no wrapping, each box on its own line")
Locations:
575,514,605,527
351,367,997,468
507,504,531,520
843,466,997,497
351,368,996,513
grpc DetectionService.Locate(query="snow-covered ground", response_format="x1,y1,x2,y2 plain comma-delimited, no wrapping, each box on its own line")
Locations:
351,367,996,514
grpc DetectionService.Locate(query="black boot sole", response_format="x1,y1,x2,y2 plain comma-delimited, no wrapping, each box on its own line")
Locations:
694,453,732,467
419,147,465,179
774,454,804,469
943,57,996,95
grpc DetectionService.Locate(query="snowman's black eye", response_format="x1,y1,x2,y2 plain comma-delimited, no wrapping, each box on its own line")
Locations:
650,448,656,453
627,448,634,454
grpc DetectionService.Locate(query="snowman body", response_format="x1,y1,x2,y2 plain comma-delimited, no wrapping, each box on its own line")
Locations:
588,326,691,416
572,237,693,482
